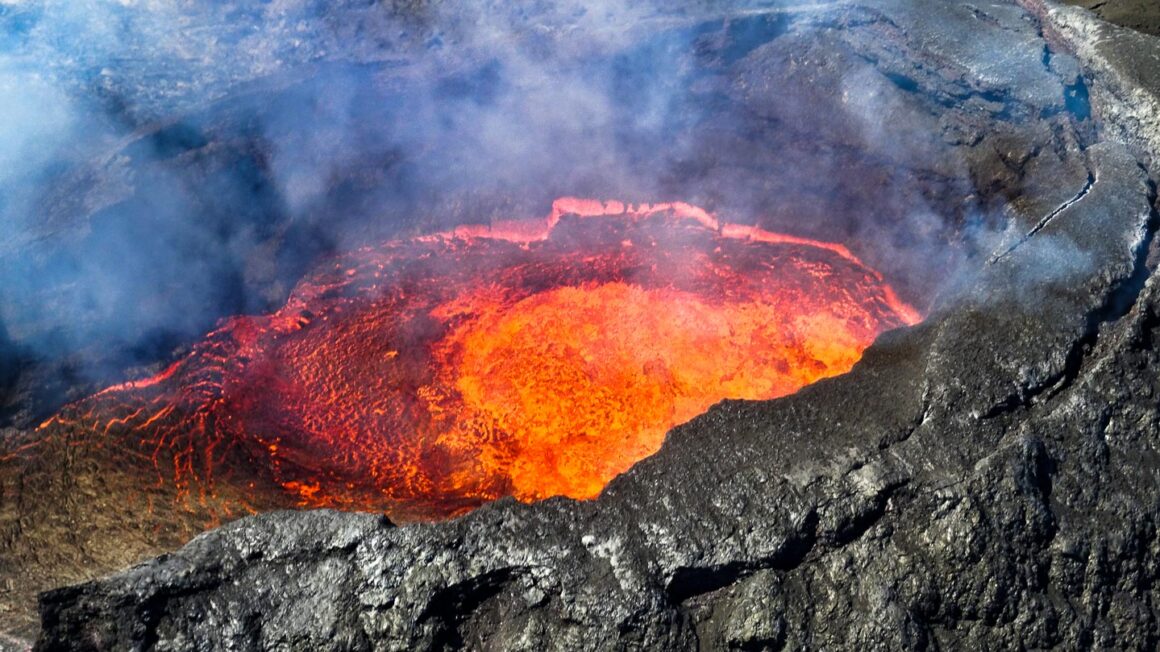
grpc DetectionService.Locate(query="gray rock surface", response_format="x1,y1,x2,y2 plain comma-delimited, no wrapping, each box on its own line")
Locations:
15,0,1160,650
1032,0,1160,163
1061,0,1160,36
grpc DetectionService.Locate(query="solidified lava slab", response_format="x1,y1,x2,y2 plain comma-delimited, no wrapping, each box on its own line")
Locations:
36,198,918,521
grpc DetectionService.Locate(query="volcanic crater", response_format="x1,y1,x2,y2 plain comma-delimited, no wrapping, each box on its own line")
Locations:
1,0,1159,649
38,197,917,524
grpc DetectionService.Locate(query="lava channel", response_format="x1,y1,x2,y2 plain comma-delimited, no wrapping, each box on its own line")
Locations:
37,198,920,521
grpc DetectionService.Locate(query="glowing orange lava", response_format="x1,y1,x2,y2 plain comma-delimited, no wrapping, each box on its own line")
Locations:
37,198,919,521
438,281,875,500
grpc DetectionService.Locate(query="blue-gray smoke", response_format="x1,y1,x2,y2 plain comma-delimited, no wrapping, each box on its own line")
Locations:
0,0,1041,424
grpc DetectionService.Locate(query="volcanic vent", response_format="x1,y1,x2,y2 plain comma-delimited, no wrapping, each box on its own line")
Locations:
40,198,917,521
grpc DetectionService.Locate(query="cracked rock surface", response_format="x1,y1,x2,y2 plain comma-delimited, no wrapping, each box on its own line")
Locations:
14,0,1160,649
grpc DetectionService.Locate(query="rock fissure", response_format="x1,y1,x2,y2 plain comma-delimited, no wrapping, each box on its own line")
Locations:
990,166,1098,264
417,566,531,649
666,509,820,605
982,170,1157,420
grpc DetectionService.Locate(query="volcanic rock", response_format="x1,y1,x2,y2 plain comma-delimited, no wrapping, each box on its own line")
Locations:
6,0,1160,649
1061,0,1160,37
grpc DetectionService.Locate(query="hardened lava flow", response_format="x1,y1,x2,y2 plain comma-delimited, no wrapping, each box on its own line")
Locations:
35,198,920,522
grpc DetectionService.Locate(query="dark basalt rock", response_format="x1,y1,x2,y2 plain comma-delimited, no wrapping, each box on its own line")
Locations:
1061,0,1160,37
14,0,1160,649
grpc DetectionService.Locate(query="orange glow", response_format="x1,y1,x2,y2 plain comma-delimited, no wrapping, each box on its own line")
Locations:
35,198,920,521
435,282,872,500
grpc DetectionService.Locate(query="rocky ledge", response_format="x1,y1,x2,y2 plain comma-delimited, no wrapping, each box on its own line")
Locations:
27,1,1160,650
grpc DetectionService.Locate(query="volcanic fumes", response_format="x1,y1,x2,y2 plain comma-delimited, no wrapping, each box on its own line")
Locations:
37,199,919,521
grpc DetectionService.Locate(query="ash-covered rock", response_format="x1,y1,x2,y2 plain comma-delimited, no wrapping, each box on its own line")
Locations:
14,0,1160,649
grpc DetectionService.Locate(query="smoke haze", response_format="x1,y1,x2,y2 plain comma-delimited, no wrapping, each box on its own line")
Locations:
0,0,1076,424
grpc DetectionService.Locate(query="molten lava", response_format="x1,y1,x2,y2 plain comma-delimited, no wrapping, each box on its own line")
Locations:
39,198,919,521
